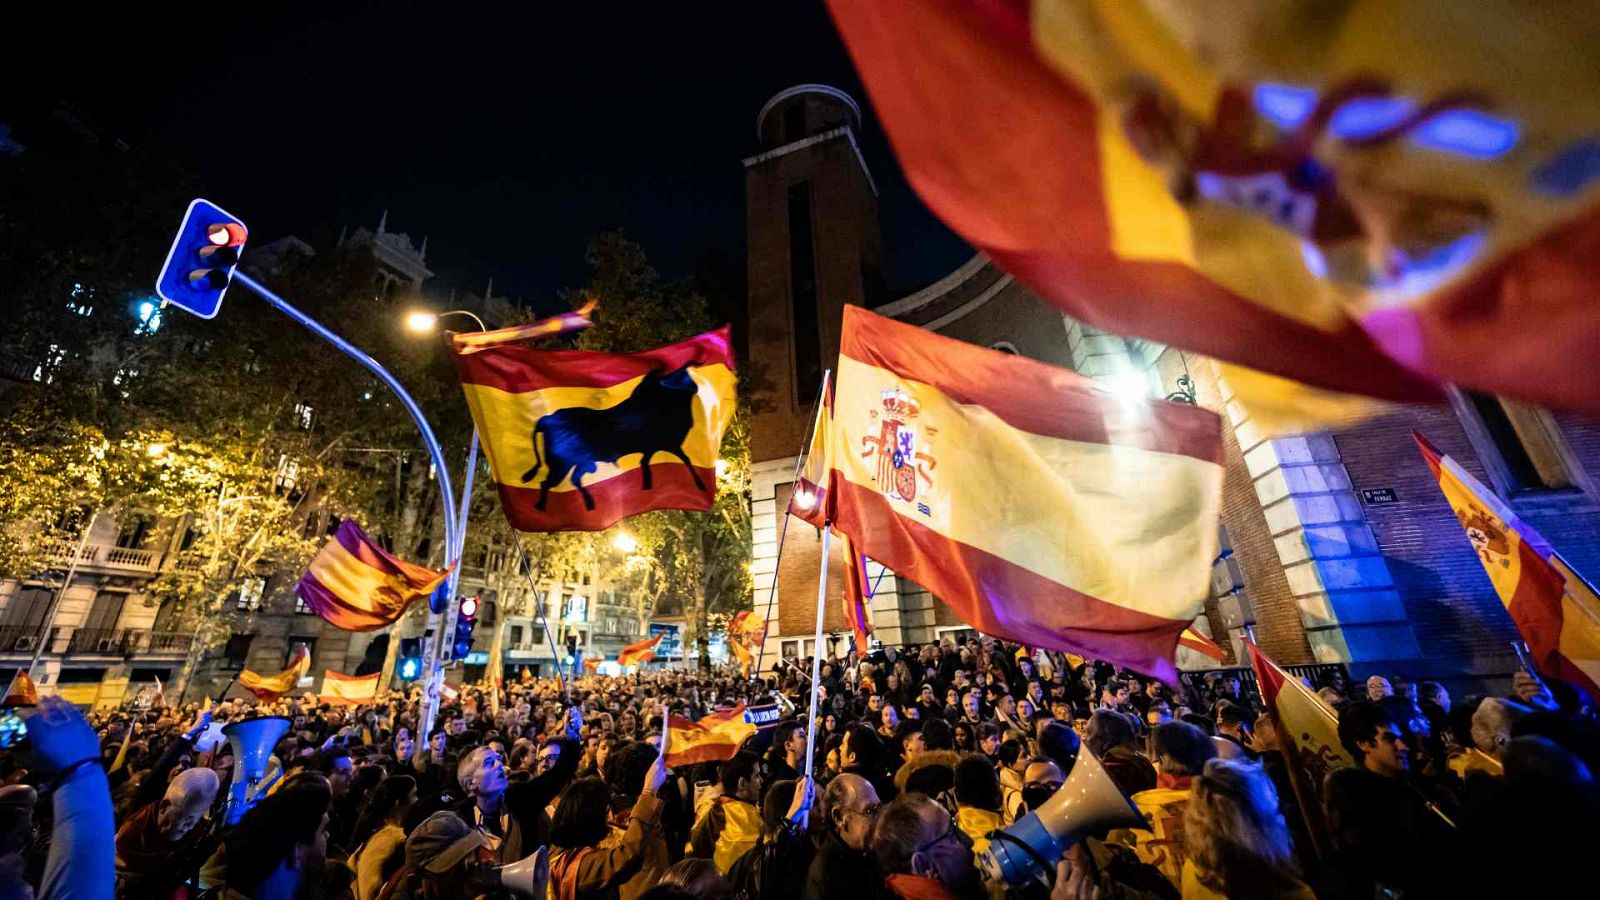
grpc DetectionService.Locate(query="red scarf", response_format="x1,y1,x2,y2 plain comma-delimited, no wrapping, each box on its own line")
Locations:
884,874,965,900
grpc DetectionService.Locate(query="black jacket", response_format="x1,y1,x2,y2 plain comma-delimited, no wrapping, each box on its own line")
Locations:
803,832,877,900
452,737,579,862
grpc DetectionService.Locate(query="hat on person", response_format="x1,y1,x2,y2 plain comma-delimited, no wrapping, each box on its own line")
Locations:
406,811,490,874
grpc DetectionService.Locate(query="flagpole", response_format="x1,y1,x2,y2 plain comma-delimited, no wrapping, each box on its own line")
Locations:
514,538,567,695
802,523,831,793
755,370,831,682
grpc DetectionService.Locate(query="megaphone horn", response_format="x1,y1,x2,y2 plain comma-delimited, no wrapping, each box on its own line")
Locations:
979,747,1146,887
221,715,292,826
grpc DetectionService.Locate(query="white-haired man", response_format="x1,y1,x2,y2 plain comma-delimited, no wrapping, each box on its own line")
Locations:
455,707,581,863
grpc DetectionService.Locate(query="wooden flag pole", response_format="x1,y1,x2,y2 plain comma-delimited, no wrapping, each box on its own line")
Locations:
801,523,832,815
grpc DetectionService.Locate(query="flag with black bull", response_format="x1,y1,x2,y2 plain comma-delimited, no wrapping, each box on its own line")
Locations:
452,326,737,532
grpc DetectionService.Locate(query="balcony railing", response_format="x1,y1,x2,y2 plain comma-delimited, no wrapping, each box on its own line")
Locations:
0,626,45,653
66,627,127,655
41,541,161,574
125,630,195,656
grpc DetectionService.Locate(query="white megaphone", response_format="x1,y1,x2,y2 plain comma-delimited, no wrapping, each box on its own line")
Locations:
221,715,291,825
496,846,550,897
979,747,1147,887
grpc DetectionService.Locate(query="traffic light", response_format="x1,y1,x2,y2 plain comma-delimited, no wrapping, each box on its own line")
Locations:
398,638,423,681
156,198,248,319
453,594,479,659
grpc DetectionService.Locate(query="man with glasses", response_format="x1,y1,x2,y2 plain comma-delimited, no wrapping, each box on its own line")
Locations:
805,773,879,900
454,708,581,864
872,793,984,900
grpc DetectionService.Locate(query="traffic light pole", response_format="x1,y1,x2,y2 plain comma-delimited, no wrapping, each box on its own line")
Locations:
232,272,463,750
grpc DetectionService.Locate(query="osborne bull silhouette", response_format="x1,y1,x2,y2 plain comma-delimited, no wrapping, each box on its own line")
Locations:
520,365,707,511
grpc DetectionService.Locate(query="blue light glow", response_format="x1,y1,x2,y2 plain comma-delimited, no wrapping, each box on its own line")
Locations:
1253,82,1518,159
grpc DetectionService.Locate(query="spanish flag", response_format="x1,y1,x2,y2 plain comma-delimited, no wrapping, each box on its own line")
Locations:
827,1,1600,418
799,307,1223,682
618,634,663,667
1178,626,1228,663
239,644,311,702
728,637,754,678
582,657,602,673
1416,433,1600,701
1248,641,1352,856
2,669,39,707
295,521,452,631
452,326,737,532
320,670,380,705
665,705,756,768
840,532,873,653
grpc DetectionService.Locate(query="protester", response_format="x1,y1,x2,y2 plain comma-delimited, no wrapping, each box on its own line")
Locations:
1107,721,1216,887
687,752,763,874
805,773,879,900
1180,759,1312,899
871,793,983,900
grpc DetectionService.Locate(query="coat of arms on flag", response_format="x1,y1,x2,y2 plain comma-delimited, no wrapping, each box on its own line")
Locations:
295,521,453,631
452,326,737,532
797,306,1224,682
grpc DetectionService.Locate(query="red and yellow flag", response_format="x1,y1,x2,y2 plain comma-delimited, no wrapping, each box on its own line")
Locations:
239,644,311,702
452,326,737,532
520,666,534,685
295,521,452,631
2,670,39,708
798,307,1224,682
840,531,873,653
664,704,756,768
729,637,754,678
1416,433,1600,700
1178,626,1228,663
320,670,380,706
618,633,664,667
827,1,1600,418
1248,641,1351,856
582,657,602,673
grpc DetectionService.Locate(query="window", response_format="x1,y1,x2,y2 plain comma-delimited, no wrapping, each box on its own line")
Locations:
222,634,254,670
511,625,525,646
533,628,545,645
295,593,313,615
788,181,822,405
287,638,315,673
292,403,315,430
33,344,64,383
237,577,266,611
115,515,151,549
274,454,301,492
1454,391,1578,494
179,526,199,552
135,300,163,335
1,586,52,629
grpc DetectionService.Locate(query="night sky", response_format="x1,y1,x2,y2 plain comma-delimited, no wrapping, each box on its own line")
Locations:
18,1,969,307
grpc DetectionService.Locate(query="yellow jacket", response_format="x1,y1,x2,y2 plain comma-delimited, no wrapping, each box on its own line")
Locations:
955,806,1003,855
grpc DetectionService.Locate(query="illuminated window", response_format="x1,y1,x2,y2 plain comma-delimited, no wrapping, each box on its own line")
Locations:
295,595,313,615
293,403,314,430
274,455,301,492
135,300,163,335
236,577,266,611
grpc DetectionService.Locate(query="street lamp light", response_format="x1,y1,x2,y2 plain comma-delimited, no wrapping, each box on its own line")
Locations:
404,310,440,334
404,309,488,334
613,532,638,554
145,442,169,458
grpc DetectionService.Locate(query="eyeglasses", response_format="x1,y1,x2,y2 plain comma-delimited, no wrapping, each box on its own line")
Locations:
842,802,881,820
914,818,969,855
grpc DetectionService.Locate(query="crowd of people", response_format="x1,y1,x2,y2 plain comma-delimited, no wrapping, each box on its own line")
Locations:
0,635,1595,899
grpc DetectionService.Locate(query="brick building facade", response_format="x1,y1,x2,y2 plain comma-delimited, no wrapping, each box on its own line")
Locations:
744,85,1600,693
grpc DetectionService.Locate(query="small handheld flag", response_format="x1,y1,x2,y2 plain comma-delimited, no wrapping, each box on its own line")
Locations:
239,645,311,702
618,634,664,667
664,705,757,768
3,670,39,708
320,671,380,705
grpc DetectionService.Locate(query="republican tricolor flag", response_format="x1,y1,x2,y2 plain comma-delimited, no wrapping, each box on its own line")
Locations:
453,326,737,533
296,521,452,631
1416,433,1600,701
797,307,1223,682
